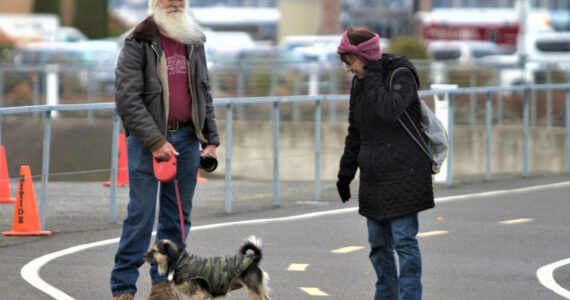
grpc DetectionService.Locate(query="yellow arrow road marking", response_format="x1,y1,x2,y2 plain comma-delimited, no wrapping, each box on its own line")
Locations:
417,230,449,237
331,246,364,254
499,218,533,224
288,264,308,271
300,287,328,296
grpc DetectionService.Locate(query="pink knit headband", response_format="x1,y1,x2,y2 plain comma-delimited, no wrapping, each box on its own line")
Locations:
336,31,382,62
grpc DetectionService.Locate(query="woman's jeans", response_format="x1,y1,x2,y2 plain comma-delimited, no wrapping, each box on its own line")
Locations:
367,213,422,300
110,126,200,296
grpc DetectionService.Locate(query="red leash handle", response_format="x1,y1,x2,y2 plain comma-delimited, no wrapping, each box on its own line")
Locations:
174,179,186,241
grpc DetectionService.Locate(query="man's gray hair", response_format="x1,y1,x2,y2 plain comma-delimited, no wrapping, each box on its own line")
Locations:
148,0,159,15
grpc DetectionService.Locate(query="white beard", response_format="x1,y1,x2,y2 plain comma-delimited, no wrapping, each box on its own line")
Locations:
151,6,203,45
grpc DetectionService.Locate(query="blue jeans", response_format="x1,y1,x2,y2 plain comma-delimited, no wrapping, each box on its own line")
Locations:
367,213,422,300
110,126,200,296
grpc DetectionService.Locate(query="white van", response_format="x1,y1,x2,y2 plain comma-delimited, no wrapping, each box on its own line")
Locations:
479,32,570,85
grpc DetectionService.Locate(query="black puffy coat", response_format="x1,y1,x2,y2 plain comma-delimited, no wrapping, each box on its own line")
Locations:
338,54,434,221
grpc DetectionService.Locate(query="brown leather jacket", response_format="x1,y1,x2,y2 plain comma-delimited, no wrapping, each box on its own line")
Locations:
115,17,219,151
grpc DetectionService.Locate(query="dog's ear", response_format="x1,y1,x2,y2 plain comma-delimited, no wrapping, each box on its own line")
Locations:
163,241,180,258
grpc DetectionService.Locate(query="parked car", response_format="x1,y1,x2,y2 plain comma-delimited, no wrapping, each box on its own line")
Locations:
14,40,121,93
427,40,501,64
204,30,255,69
478,32,570,85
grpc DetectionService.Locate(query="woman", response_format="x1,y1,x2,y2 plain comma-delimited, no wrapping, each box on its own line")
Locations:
336,26,434,300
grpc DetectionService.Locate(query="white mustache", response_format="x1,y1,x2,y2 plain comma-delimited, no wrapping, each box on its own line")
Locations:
165,7,183,13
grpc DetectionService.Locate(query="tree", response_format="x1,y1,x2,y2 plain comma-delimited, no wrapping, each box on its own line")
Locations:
33,0,61,15
73,0,108,39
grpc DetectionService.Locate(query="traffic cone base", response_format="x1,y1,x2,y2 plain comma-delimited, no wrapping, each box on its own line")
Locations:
3,230,51,236
0,145,16,203
2,165,51,236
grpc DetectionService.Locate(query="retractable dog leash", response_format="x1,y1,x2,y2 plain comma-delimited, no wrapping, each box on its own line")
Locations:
153,155,186,241
173,178,186,241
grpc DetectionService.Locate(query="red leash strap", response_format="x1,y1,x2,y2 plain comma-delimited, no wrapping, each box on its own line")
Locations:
174,179,186,241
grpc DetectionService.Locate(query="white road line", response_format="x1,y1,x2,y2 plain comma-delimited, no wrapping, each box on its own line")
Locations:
499,218,533,225
436,181,570,203
331,246,364,254
537,258,570,299
288,264,309,271
417,230,448,237
20,180,570,299
300,287,329,296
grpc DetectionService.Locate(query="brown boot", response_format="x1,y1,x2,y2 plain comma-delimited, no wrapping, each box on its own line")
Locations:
147,281,181,300
112,294,134,300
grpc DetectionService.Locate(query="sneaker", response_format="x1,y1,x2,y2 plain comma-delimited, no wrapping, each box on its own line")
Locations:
147,281,181,300
112,294,134,300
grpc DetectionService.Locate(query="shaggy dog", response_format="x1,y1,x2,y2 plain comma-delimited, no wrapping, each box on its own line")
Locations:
144,236,270,299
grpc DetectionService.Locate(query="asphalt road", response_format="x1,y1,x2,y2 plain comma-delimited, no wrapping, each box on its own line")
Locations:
1,175,570,299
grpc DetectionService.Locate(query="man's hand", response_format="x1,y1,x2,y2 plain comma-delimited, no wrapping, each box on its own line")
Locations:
201,144,217,159
152,142,179,161
336,177,351,203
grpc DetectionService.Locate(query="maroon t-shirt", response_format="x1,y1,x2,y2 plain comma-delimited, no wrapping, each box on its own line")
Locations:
159,33,192,123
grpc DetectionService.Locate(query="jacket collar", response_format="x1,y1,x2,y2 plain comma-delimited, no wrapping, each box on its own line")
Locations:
132,16,159,44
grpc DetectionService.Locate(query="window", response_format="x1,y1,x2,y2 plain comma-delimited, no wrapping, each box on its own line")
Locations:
431,49,461,60
536,40,570,52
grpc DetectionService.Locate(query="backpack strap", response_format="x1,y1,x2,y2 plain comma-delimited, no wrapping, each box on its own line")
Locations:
390,67,433,162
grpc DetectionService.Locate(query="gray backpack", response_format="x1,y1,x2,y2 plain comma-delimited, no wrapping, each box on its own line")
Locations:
390,67,449,174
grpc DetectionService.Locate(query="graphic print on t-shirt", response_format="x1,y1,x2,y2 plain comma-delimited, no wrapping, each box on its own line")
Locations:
166,53,188,75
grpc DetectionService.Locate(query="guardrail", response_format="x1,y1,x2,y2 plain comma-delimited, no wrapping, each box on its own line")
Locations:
0,82,569,229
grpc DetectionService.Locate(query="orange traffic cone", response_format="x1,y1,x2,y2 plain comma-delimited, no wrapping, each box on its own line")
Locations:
197,170,207,183
3,166,51,236
0,146,16,203
103,133,129,187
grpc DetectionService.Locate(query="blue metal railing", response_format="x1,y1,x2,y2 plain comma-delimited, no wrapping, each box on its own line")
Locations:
1,83,569,228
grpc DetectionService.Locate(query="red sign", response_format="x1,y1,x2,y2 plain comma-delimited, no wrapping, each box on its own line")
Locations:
422,23,519,46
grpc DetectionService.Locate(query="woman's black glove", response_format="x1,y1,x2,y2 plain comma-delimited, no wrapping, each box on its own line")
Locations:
336,176,351,203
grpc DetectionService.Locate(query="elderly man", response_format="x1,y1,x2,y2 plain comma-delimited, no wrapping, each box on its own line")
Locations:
110,0,219,299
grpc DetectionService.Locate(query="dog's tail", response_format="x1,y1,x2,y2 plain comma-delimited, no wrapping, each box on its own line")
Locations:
240,235,263,264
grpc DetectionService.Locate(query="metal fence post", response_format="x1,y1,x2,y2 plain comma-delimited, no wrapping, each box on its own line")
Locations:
33,69,40,118
225,102,233,214
496,67,503,125
486,91,492,181
566,87,570,173
446,92,454,186
546,64,553,127
87,66,95,120
40,110,52,230
109,111,120,223
523,88,530,177
469,68,476,126
272,100,280,207
314,98,321,201
0,68,4,108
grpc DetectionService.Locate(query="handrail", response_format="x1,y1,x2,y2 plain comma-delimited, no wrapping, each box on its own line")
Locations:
1,82,569,225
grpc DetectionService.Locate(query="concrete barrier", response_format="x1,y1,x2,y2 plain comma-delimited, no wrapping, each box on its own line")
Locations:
2,117,567,181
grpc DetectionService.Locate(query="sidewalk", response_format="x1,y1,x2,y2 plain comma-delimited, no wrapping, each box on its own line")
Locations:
0,177,340,247
2,173,570,248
